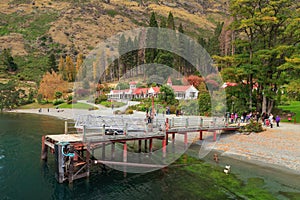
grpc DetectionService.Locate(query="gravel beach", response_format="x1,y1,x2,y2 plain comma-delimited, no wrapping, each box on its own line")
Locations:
213,123,300,174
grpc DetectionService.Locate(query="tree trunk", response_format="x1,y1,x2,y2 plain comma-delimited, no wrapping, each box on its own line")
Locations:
262,95,267,114
248,74,253,110
267,99,274,114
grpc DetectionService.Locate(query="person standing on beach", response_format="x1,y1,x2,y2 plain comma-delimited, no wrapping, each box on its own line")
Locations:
269,113,274,128
275,115,280,127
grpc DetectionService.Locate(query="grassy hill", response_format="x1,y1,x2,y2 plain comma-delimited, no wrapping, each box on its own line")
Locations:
0,0,229,82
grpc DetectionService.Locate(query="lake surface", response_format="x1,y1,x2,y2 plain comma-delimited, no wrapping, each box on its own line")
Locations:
0,113,300,200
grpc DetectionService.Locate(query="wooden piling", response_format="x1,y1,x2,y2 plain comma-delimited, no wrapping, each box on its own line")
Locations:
68,145,75,184
172,133,175,142
162,138,166,158
213,131,217,141
55,143,65,183
86,143,90,178
41,135,48,160
111,142,115,160
138,140,142,153
149,139,153,153
102,142,106,160
184,132,188,148
144,140,148,153
123,142,127,162
64,121,68,134
199,130,203,140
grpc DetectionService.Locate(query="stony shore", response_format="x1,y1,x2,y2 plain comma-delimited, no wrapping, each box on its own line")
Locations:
8,108,300,175
212,124,300,175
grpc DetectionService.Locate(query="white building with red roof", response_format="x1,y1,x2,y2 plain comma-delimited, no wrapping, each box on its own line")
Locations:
167,77,199,100
107,78,198,100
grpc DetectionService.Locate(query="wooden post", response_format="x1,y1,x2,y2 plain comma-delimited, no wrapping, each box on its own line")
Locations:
213,131,217,141
199,131,203,140
144,139,148,153
123,143,128,175
55,143,65,183
86,143,90,178
138,140,142,153
41,135,48,160
83,125,86,143
124,123,128,135
64,121,68,134
184,132,188,148
149,139,153,153
123,143,127,162
162,138,166,158
102,124,105,135
68,145,74,184
102,142,106,160
200,117,203,127
172,133,175,142
111,142,115,160
185,118,189,128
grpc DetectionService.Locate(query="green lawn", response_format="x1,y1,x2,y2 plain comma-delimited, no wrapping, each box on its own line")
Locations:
278,101,300,123
18,102,98,110
18,102,54,109
57,102,98,110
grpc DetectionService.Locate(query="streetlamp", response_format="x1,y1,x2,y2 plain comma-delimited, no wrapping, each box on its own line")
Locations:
232,101,235,113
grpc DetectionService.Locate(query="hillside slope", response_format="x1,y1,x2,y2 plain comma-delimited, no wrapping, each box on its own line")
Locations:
0,0,229,80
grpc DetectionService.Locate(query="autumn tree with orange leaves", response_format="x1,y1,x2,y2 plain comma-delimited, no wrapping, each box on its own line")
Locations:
187,75,204,88
38,70,68,100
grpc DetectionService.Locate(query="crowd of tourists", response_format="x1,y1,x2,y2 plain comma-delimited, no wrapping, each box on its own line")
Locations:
225,111,280,128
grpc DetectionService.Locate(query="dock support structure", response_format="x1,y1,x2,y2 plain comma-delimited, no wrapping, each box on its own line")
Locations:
149,139,153,153
55,143,65,183
199,131,203,140
162,138,166,158
41,135,48,160
184,132,188,149
213,131,217,141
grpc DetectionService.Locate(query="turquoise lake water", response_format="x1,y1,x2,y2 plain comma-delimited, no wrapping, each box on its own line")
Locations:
0,112,300,200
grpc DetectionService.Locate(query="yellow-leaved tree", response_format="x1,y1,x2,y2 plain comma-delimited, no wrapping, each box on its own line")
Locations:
76,53,83,79
38,70,68,100
66,55,75,82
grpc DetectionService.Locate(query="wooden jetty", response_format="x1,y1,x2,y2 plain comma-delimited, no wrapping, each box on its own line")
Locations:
41,115,241,183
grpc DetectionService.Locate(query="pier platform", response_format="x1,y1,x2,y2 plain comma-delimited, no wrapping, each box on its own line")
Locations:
41,115,241,183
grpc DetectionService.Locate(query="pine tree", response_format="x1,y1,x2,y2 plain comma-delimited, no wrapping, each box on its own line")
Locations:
160,17,167,28
167,12,175,30
48,53,57,72
178,23,184,34
145,12,159,64
0,49,17,72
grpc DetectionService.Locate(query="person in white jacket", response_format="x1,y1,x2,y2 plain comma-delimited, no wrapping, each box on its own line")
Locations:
269,113,274,128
